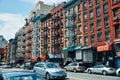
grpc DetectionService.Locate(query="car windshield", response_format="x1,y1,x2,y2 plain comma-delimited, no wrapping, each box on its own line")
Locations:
46,63,58,68
8,74,44,80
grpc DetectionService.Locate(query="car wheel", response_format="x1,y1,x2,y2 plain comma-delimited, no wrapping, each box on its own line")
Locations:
33,70,36,72
102,70,107,75
73,68,77,73
88,69,92,74
46,73,50,80
118,71,120,76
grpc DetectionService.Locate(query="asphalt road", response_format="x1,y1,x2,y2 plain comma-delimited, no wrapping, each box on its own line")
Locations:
1,68,120,80
67,71,120,80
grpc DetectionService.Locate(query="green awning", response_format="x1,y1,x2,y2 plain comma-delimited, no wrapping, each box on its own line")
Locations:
75,46,82,50
63,46,76,51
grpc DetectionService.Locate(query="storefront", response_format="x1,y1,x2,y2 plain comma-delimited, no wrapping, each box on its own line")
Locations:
114,39,120,68
75,46,82,61
97,45,115,67
81,46,97,67
63,46,75,66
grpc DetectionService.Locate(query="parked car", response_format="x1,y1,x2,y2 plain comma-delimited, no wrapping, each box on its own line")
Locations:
116,68,120,76
64,62,85,72
24,61,33,70
0,71,45,80
33,62,67,80
87,65,116,75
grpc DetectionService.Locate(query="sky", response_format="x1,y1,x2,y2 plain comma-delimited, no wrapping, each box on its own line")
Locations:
0,0,66,41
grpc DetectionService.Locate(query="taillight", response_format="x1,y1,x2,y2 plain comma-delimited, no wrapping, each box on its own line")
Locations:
78,66,81,69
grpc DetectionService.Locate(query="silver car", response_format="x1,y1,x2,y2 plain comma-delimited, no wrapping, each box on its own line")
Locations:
64,62,85,72
87,65,116,75
33,62,67,80
116,68,120,76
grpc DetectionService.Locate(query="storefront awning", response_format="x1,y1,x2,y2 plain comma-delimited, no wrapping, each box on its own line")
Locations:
75,46,82,50
31,58,37,62
97,45,112,52
63,46,75,51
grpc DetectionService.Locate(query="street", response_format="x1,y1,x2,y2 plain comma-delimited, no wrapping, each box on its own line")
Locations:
0,68,120,80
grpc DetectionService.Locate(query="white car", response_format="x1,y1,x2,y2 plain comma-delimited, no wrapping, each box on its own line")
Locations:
87,65,116,75
116,68,120,76
33,62,67,80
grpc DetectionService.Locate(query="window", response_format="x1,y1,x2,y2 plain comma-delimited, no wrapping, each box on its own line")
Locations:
84,25,88,33
116,43,120,52
78,25,82,34
91,34,95,44
104,16,109,28
84,36,88,46
83,2,87,10
103,2,108,14
79,37,82,45
90,23,94,32
78,14,81,23
97,32,102,42
97,19,101,30
113,0,120,4
89,10,93,19
78,4,81,12
96,6,100,17
115,25,120,38
89,0,93,7
96,0,100,4
105,30,110,41
84,12,87,21
113,9,119,20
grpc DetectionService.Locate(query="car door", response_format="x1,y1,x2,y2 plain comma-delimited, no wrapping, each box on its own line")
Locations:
93,65,103,73
67,63,72,71
34,63,45,77
92,65,99,73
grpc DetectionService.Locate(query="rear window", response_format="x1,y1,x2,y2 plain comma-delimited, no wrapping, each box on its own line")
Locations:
78,63,84,66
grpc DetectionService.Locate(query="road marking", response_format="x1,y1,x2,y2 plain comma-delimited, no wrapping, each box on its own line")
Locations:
67,76,85,80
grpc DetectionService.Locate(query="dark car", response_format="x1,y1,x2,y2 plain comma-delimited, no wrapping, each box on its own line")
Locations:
0,71,45,80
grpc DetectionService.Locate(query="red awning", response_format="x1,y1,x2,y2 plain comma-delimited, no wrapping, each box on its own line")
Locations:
41,54,47,60
97,45,112,52
31,58,37,62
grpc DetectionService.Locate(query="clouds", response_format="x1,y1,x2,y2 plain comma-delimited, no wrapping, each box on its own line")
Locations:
0,13,25,40
21,0,67,5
